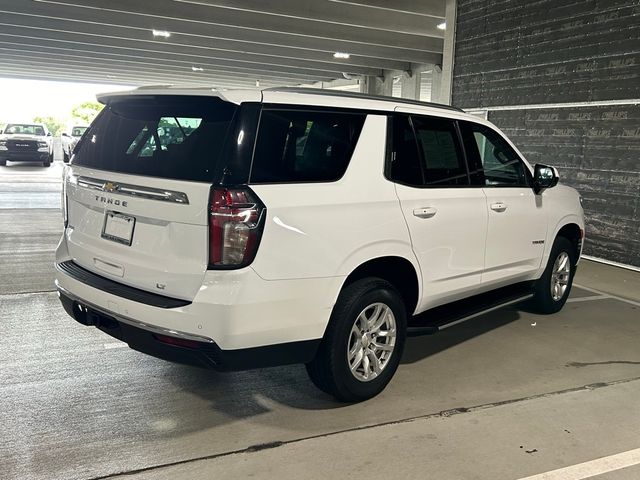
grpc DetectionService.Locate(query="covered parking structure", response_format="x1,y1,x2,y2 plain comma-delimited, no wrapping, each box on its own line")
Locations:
0,0,454,100
1,1,640,479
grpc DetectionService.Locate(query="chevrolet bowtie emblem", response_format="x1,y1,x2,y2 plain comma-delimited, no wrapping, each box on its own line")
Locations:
103,182,118,193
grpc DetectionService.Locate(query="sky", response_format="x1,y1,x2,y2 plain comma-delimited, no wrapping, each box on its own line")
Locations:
0,78,133,124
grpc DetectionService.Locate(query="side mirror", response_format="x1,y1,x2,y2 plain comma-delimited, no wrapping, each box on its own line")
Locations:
47,132,52,137
533,164,559,194
62,132,69,137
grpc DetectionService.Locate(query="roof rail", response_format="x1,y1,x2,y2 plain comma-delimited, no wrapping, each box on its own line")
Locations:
264,87,464,113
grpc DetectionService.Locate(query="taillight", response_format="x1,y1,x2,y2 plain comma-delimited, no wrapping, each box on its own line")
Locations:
208,187,265,268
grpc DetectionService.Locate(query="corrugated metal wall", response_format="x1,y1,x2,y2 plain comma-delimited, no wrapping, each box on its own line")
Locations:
453,0,640,267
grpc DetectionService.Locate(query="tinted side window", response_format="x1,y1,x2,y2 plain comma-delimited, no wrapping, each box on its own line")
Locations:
461,122,529,187
411,116,468,186
390,115,422,186
250,109,366,183
389,114,468,187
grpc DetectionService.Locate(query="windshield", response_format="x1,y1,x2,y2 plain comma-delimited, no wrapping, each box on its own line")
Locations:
72,127,87,137
72,95,238,182
4,124,45,136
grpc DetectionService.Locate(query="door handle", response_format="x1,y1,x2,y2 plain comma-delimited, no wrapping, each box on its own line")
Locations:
490,202,507,212
413,207,438,219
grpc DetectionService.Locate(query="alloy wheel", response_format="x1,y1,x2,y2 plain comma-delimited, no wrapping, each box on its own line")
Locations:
347,303,397,382
550,251,571,301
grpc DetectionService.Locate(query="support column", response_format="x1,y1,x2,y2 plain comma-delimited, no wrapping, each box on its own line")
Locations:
361,73,392,97
439,0,457,105
431,65,443,103
400,71,421,100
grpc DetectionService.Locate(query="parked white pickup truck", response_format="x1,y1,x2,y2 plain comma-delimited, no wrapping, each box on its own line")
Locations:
0,123,53,167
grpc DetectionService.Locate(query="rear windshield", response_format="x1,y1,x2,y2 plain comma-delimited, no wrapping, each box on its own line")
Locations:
73,96,237,182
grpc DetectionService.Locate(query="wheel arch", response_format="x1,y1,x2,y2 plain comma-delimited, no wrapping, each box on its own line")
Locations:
340,256,421,316
556,222,583,260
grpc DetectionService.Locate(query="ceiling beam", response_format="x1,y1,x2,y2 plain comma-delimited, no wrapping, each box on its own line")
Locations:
0,44,332,83
0,37,348,81
33,0,444,49
0,10,417,70
0,24,386,77
327,0,446,19
169,0,445,36
0,0,444,62
0,51,329,85
0,0,446,90
0,64,285,88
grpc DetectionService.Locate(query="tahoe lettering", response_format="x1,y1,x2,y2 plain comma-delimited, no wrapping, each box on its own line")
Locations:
95,195,128,207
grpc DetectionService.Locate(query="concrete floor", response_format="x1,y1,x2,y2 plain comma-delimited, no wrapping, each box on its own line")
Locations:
1,161,639,480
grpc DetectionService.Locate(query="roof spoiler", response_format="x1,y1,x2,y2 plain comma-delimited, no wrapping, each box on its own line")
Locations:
96,86,258,106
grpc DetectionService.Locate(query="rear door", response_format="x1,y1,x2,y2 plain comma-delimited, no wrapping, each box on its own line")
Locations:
459,121,547,286
390,112,488,310
64,95,240,301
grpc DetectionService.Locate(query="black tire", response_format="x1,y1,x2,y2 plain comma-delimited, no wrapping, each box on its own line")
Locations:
306,277,407,402
43,161,51,167
530,236,577,314
0,160,6,166
63,150,69,163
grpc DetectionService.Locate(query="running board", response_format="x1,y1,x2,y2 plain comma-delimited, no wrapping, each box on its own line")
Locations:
407,283,535,337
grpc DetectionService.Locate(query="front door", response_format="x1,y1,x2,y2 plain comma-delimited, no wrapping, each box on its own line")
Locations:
459,121,547,286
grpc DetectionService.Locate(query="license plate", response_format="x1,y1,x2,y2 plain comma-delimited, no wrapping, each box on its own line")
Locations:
102,212,135,246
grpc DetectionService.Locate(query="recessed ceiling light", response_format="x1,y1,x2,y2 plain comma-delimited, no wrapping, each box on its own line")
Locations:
191,66,204,72
437,22,446,30
152,29,171,38
333,52,351,59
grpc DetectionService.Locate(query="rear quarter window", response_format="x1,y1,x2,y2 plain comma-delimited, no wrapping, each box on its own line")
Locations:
250,109,366,184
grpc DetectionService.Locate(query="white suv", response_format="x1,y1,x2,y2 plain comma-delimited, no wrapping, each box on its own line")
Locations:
56,87,585,401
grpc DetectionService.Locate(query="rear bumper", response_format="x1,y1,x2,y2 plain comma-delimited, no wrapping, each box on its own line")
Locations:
55,231,343,363
55,258,338,350
58,289,320,370
57,260,191,308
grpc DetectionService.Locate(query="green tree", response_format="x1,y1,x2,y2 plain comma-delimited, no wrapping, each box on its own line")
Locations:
32,116,66,136
71,101,103,125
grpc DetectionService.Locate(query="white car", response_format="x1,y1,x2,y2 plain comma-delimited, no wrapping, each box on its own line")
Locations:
55,87,585,402
61,125,88,163
0,123,53,167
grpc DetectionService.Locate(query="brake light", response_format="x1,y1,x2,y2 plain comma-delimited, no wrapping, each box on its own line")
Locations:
208,187,265,268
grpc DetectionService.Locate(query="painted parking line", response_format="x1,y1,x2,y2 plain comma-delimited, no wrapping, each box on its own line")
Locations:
574,283,640,308
566,295,610,303
517,447,640,480
104,342,128,350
